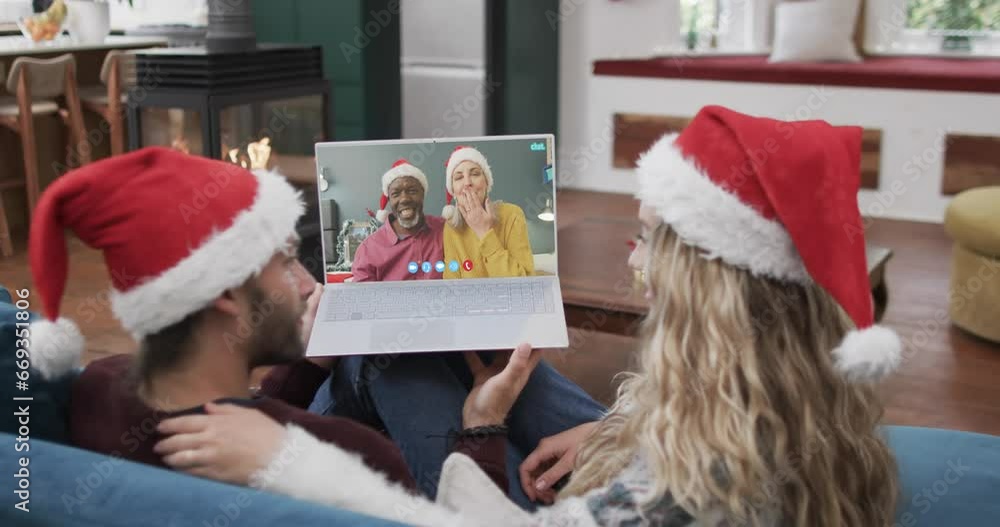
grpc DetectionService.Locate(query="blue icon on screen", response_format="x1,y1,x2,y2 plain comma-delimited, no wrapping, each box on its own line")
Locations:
449,260,460,272
407,262,418,274
421,261,432,273
435,260,445,273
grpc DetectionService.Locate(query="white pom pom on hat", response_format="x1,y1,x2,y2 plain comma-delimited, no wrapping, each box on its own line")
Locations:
28,317,83,380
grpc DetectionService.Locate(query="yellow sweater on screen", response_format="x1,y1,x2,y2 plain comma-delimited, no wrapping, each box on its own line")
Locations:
443,202,535,279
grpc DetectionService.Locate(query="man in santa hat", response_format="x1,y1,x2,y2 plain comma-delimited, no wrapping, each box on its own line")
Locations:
351,159,446,282
27,147,513,493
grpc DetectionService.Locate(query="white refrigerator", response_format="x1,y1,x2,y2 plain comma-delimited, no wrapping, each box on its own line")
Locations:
400,0,488,138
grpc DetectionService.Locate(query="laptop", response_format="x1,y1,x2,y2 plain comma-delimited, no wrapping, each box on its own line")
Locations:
306,134,568,357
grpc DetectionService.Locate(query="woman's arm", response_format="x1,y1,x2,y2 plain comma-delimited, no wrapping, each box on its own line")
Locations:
481,205,535,278
260,423,468,526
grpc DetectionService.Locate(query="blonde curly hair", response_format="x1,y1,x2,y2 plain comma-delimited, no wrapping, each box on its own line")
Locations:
560,224,899,526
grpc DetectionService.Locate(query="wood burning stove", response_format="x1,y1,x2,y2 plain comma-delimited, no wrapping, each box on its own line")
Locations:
125,43,332,282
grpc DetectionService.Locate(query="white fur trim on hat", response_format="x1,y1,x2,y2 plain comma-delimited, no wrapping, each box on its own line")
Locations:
446,147,493,196
441,203,456,220
833,325,902,382
110,168,304,340
28,317,83,380
635,134,810,284
381,163,428,196
375,209,389,223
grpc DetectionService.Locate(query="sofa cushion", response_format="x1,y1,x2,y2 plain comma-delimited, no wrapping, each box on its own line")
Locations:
0,291,77,445
886,425,1000,526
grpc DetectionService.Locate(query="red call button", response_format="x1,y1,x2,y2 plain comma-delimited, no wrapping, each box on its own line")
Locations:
462,259,474,272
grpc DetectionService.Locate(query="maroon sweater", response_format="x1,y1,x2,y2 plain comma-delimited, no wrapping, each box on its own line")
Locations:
69,355,507,493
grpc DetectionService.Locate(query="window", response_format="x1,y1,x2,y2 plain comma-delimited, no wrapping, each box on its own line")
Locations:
907,0,998,33
680,0,720,50
673,0,773,54
889,0,1000,55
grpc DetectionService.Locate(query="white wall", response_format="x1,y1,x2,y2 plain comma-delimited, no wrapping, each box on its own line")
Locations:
557,0,1000,223
558,0,678,189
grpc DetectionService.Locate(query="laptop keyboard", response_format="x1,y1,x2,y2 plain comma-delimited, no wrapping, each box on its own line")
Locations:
324,281,555,321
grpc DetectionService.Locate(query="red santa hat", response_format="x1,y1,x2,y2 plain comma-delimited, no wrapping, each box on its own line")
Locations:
27,147,303,380
442,146,493,220
376,159,428,223
636,105,901,382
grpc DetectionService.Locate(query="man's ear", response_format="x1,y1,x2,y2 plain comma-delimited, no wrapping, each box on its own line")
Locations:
211,288,244,317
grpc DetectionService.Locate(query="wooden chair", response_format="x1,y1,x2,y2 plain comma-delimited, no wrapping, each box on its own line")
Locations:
0,54,89,257
80,50,134,156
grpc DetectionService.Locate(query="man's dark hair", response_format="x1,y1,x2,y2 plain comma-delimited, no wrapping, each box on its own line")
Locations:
133,309,205,389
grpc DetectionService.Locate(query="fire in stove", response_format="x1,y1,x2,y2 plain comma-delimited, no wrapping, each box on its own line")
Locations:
225,137,273,170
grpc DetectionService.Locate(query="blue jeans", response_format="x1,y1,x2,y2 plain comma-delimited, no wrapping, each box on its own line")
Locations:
0,433,407,526
308,353,606,509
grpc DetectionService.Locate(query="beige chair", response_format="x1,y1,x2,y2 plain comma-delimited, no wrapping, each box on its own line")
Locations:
0,54,89,257
944,187,1000,343
80,50,134,156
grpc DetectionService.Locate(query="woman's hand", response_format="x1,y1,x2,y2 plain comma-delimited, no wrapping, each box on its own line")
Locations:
154,402,288,486
462,343,542,428
456,189,494,239
519,421,600,503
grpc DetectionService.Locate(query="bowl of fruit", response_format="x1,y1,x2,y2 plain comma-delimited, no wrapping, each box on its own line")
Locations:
17,0,68,43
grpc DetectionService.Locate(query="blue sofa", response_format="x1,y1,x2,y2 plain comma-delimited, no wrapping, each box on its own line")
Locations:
1,288,998,525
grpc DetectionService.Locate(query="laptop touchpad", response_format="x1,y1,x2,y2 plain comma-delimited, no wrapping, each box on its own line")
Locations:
370,319,455,351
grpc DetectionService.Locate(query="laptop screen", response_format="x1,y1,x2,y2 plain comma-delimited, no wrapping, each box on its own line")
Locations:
315,135,557,284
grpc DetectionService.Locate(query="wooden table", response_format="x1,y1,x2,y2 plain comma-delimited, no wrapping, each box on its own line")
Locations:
557,189,893,335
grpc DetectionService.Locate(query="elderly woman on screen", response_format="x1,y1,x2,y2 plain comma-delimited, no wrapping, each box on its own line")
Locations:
441,146,534,279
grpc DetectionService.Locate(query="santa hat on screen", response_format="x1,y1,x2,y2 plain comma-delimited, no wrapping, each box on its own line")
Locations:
635,105,901,382
28,147,303,380
442,146,493,220
376,159,428,223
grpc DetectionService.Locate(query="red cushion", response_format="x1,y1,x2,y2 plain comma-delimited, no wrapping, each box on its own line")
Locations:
593,56,1000,94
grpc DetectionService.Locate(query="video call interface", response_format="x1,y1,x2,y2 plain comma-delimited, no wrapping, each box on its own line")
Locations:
316,136,557,284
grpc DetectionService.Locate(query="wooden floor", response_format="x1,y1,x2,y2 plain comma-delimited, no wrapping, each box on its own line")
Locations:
1,214,999,436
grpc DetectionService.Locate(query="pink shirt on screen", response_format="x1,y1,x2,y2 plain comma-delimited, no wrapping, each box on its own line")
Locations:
351,215,445,282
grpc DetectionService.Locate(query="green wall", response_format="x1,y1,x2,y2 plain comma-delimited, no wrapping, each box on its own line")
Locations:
489,0,560,136
254,0,401,140
253,0,559,140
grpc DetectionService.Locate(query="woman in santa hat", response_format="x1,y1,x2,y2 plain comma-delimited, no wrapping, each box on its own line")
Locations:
154,106,902,526
441,145,535,278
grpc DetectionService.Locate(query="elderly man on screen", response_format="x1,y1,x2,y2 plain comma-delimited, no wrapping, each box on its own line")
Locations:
350,159,446,282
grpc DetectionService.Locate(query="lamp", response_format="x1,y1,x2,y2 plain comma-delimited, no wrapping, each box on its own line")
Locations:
538,198,554,222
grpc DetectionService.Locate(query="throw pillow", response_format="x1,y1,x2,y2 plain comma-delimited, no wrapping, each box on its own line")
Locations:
769,0,863,62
